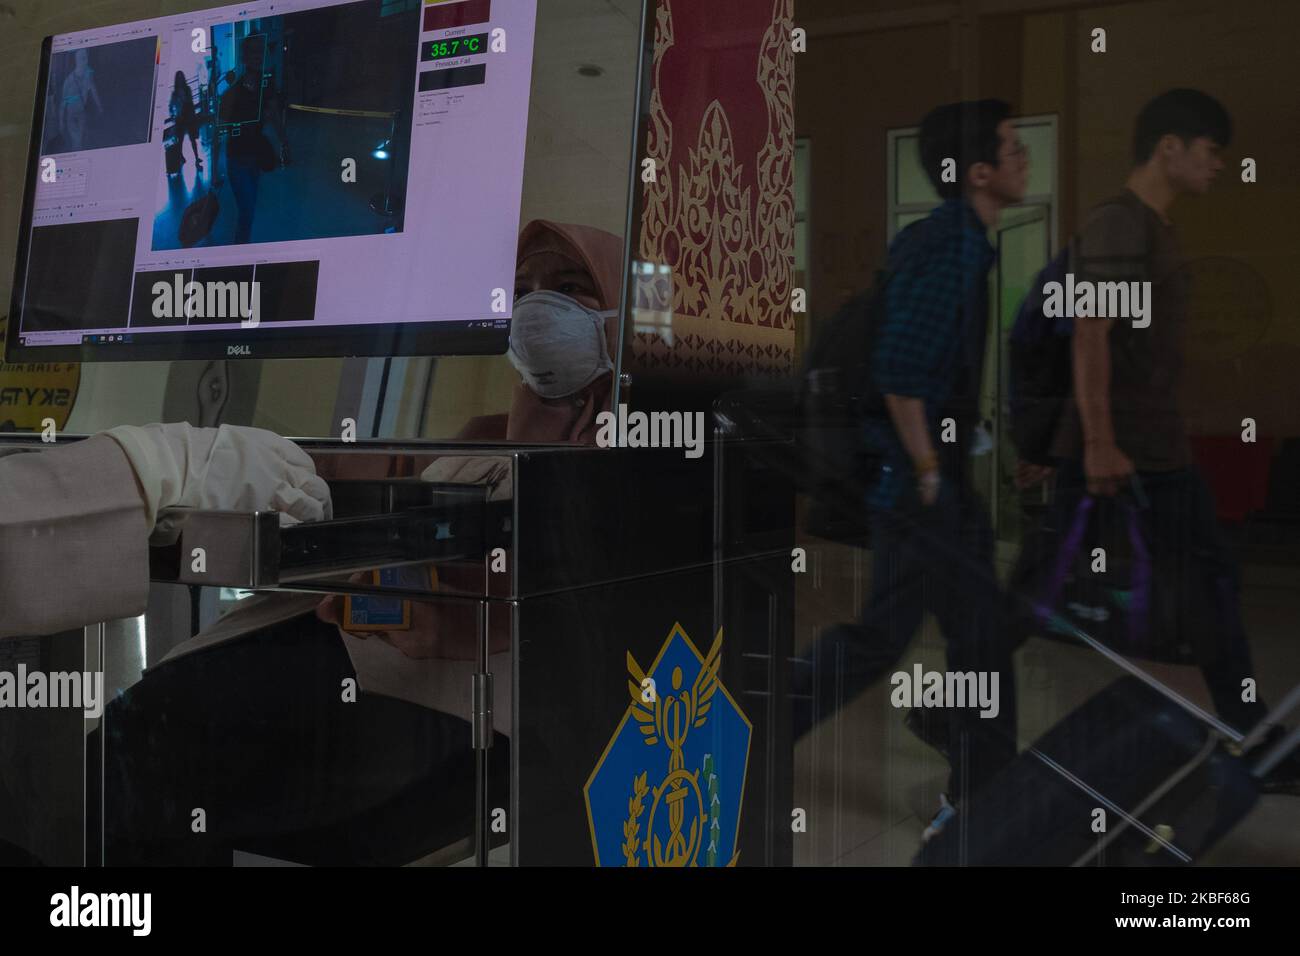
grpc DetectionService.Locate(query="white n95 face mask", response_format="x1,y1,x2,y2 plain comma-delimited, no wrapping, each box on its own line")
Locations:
508,290,618,399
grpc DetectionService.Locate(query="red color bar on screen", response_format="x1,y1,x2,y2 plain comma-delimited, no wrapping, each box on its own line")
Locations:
423,0,491,32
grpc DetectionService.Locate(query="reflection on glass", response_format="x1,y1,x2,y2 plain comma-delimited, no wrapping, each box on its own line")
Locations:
895,134,940,206
1018,121,1056,198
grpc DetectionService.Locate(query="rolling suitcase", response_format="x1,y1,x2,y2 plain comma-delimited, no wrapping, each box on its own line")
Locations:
179,191,219,247
164,125,184,175
914,665,1300,866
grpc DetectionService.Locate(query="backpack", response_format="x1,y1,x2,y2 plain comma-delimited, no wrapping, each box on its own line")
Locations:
1009,197,1152,465
798,272,892,543
801,274,891,420
1008,246,1074,465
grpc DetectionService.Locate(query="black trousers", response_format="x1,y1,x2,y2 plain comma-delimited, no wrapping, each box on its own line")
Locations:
796,470,1018,802
93,611,508,866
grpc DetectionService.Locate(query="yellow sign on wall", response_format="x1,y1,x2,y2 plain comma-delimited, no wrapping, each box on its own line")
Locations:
0,317,80,431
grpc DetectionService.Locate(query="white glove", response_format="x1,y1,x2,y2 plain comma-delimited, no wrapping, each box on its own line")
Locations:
103,422,333,529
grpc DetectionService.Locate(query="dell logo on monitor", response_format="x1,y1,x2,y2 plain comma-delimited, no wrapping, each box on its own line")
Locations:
227,345,252,356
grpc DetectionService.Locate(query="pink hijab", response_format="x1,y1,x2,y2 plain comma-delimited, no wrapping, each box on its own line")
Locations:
466,219,624,444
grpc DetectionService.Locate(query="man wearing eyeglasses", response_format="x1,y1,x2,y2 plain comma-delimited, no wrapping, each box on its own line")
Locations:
797,100,1030,843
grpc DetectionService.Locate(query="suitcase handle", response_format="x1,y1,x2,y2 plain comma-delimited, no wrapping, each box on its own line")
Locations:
1253,722,1300,778
1043,615,1244,742
1241,681,1300,769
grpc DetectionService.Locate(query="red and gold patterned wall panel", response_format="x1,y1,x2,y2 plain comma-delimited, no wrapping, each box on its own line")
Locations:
634,0,795,380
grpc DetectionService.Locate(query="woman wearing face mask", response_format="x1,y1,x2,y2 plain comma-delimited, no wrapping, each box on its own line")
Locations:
504,219,623,434
318,221,624,663
88,221,624,866
408,219,623,503
432,219,623,472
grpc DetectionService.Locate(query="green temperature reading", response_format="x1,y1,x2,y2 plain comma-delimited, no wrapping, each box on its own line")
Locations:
421,33,488,62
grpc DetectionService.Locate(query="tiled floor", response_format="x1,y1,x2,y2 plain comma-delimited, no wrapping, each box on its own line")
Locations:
792,540,1300,867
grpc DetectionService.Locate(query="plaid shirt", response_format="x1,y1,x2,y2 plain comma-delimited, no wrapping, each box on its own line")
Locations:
865,198,995,509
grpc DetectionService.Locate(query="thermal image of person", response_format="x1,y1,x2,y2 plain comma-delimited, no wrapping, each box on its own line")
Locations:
59,49,102,151
168,70,202,172
219,35,289,244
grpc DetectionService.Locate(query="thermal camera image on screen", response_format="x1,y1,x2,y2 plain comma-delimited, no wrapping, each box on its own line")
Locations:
11,0,538,362
40,36,158,154
152,0,420,250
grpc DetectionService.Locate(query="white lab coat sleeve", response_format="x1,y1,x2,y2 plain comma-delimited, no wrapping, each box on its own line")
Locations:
0,435,151,638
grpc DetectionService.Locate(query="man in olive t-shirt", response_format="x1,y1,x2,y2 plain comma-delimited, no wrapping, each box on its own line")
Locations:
1049,187,1191,470
1043,91,1295,789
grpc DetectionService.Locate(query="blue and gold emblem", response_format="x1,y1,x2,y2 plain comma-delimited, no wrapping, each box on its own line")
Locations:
584,624,752,866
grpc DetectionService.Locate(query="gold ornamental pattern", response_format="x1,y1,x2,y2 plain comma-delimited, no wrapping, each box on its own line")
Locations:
634,0,795,378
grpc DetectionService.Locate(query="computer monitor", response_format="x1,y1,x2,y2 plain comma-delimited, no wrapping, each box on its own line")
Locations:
7,0,536,362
